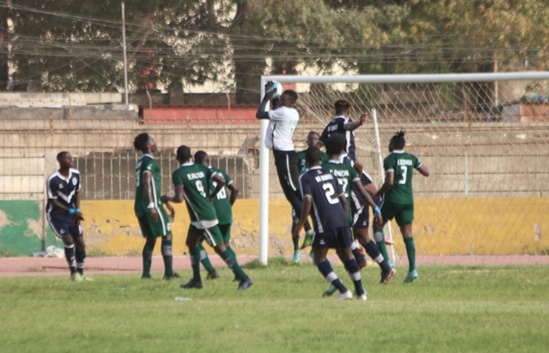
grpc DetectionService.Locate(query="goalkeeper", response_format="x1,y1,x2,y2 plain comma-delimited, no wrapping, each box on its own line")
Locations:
256,82,305,263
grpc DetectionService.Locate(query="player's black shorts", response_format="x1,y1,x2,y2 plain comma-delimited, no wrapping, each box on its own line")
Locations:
313,226,353,249
47,213,82,239
352,208,369,230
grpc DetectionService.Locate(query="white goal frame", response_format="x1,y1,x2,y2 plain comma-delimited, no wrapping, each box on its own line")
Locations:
258,72,549,265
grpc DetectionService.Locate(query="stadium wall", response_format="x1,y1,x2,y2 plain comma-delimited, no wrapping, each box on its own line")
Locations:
1,198,547,256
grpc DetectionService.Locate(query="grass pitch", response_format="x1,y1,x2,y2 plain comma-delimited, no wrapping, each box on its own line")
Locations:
1,259,548,353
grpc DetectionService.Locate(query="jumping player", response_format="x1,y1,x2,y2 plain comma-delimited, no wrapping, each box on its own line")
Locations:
133,133,178,280
46,151,89,281
256,82,305,263
317,99,366,174
293,146,367,300
374,131,429,283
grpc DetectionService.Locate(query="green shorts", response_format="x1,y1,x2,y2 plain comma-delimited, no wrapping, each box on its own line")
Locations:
380,200,414,226
218,223,231,243
137,208,172,238
188,224,224,248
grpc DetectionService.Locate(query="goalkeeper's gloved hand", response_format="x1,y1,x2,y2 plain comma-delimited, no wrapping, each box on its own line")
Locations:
264,81,276,100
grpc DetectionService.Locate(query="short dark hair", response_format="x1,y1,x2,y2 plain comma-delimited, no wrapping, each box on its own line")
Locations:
56,151,70,161
283,90,298,104
305,146,321,165
334,99,352,115
390,130,406,149
194,150,208,165
176,145,192,163
324,133,346,155
307,131,319,138
133,132,150,152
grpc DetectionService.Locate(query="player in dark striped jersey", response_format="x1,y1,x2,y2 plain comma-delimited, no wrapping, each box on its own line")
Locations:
161,145,253,290
293,147,367,300
192,150,241,281
46,151,89,281
321,134,393,297
294,131,328,254
317,99,366,175
374,131,429,283
133,133,178,280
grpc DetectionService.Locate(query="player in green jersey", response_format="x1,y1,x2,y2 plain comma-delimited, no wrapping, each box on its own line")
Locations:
374,131,429,283
192,150,240,280
294,131,328,258
161,145,253,290
133,133,178,280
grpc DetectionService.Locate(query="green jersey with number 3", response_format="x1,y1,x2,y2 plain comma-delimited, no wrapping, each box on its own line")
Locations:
134,154,162,217
383,151,421,204
210,167,233,225
172,162,218,227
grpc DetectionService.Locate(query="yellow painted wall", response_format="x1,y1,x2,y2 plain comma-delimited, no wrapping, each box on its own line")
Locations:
80,198,549,256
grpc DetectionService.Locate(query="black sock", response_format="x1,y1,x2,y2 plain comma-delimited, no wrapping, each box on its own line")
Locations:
142,242,155,277
343,259,365,296
364,240,391,273
64,245,76,274
75,248,86,275
317,260,347,293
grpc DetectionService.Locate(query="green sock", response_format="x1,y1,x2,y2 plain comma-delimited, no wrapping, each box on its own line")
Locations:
142,242,154,277
221,249,248,281
190,246,202,281
161,239,174,276
404,237,416,272
374,228,390,263
198,243,215,272
292,235,299,251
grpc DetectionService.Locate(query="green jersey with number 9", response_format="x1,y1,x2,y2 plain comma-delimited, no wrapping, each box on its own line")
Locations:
172,162,218,227
383,151,421,204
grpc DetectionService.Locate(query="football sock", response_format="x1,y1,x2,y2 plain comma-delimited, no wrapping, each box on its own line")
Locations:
221,249,248,281
352,248,365,266
161,239,174,276
292,235,299,251
190,246,202,281
197,243,215,273
404,237,416,272
364,240,391,273
142,242,154,277
343,258,365,296
317,260,347,293
374,228,390,264
75,248,86,275
304,219,312,232
64,244,77,274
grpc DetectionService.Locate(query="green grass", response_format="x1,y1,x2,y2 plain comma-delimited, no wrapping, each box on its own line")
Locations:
1,262,548,353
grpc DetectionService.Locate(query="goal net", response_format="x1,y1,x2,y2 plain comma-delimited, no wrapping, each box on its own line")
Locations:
258,72,549,266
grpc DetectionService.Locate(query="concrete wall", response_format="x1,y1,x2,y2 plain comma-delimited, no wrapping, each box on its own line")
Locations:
1,198,547,256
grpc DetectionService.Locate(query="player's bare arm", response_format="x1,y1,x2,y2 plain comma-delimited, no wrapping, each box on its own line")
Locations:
161,185,184,204
292,195,312,238
374,171,395,200
352,179,379,211
73,191,84,222
228,183,239,206
417,164,430,177
343,113,367,131
209,174,226,201
142,170,159,222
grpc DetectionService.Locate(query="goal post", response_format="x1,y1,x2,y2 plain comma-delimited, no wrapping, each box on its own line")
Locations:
259,72,549,266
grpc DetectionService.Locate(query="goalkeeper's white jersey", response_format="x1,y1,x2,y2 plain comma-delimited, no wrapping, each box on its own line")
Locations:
265,106,299,151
